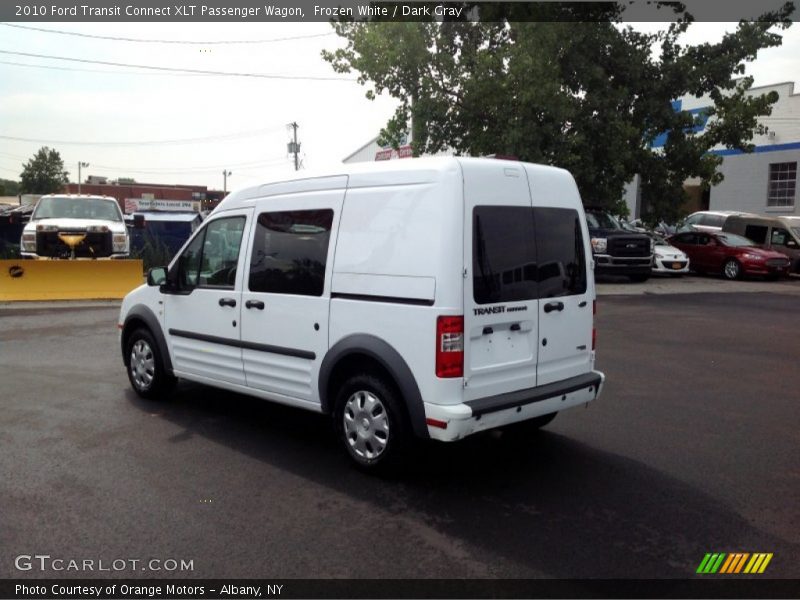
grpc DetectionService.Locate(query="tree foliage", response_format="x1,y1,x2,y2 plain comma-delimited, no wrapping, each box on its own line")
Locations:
20,147,69,195
322,3,793,222
0,178,20,196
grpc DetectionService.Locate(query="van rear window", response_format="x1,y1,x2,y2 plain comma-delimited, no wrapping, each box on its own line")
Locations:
534,207,587,298
473,206,587,304
473,206,538,305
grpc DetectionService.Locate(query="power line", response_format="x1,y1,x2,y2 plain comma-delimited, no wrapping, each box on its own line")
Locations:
0,50,356,81
0,59,211,77
1,23,334,45
0,126,287,147
87,157,290,174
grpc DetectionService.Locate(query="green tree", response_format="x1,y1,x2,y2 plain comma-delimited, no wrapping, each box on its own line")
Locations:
322,4,793,222
0,178,21,196
19,147,69,194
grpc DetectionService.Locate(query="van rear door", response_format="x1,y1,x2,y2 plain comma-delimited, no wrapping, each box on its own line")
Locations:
525,165,593,386
462,161,540,402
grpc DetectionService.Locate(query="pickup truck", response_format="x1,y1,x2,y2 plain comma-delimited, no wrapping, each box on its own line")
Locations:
585,208,653,282
20,194,130,259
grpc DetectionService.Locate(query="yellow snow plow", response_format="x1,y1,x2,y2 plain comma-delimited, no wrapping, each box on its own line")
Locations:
0,259,144,301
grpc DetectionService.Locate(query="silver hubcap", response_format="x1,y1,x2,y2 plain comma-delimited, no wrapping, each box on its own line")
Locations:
725,261,738,279
343,390,389,461
130,339,155,390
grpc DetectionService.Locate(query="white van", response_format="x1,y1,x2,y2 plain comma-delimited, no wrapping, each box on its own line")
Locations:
118,158,604,471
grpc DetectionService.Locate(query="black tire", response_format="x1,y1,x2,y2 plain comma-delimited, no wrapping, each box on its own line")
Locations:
333,373,410,473
125,328,175,400
723,258,741,280
629,273,650,283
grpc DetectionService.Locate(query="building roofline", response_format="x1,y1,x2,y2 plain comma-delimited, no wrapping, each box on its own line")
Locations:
341,135,379,163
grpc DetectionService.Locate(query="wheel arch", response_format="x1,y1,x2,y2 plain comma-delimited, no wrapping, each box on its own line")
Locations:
319,335,429,439
121,304,173,373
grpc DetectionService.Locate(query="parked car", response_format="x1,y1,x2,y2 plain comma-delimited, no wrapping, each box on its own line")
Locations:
668,230,791,280
676,210,755,233
585,208,653,282
650,233,689,275
722,214,800,273
118,157,605,472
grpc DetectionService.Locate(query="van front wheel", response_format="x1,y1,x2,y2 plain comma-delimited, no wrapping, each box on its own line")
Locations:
334,374,409,472
125,328,175,400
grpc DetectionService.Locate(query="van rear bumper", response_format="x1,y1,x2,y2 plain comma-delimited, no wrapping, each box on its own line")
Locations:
423,371,605,442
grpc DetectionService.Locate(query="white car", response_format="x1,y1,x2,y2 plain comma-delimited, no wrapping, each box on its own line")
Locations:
20,194,130,259
651,234,690,275
118,157,605,472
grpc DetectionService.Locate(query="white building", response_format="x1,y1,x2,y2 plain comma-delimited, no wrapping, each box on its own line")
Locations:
624,80,800,219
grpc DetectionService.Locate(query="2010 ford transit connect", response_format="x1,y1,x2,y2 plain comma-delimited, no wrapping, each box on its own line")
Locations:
119,157,605,471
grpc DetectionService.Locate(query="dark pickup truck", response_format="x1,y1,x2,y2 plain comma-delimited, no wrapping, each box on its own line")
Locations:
585,208,653,282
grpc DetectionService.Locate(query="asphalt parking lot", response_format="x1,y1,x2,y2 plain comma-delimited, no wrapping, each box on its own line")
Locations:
1,281,799,580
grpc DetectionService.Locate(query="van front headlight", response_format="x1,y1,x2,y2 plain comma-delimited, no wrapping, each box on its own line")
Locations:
590,237,608,254
21,232,36,252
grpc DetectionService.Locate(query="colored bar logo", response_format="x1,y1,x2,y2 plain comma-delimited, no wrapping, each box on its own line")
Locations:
697,553,773,574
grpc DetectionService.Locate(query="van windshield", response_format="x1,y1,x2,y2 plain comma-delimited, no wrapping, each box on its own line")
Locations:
32,197,122,222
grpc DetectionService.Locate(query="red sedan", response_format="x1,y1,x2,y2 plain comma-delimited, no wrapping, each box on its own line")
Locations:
668,231,791,280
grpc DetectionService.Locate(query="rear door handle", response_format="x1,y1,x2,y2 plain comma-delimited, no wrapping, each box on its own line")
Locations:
245,299,265,310
218,297,237,308
544,301,565,313
510,323,521,331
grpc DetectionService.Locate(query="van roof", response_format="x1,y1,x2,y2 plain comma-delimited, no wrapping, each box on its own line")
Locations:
727,214,800,224
216,157,570,212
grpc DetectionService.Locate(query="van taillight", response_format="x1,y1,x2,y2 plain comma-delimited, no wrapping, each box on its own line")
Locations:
592,300,597,350
436,316,464,378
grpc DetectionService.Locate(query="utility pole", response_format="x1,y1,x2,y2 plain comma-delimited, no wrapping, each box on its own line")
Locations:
77,162,89,194
287,122,300,171
222,170,232,194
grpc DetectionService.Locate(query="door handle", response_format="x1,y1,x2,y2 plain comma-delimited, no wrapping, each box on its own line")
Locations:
245,299,265,310
218,297,237,308
510,323,521,331
482,326,493,335
544,301,565,313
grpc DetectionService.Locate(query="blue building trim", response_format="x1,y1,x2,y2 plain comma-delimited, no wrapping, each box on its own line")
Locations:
710,141,800,157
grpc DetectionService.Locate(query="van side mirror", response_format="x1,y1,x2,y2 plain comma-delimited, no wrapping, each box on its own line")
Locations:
147,266,167,287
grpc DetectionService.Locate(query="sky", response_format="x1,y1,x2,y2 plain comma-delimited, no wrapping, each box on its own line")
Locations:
0,20,798,193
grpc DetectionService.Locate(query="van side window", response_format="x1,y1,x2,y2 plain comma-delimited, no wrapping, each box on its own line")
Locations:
534,207,587,298
744,225,768,244
771,228,793,246
249,209,334,296
177,216,246,290
473,206,537,305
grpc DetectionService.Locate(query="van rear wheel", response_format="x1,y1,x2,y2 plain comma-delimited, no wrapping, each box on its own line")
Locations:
333,373,409,472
